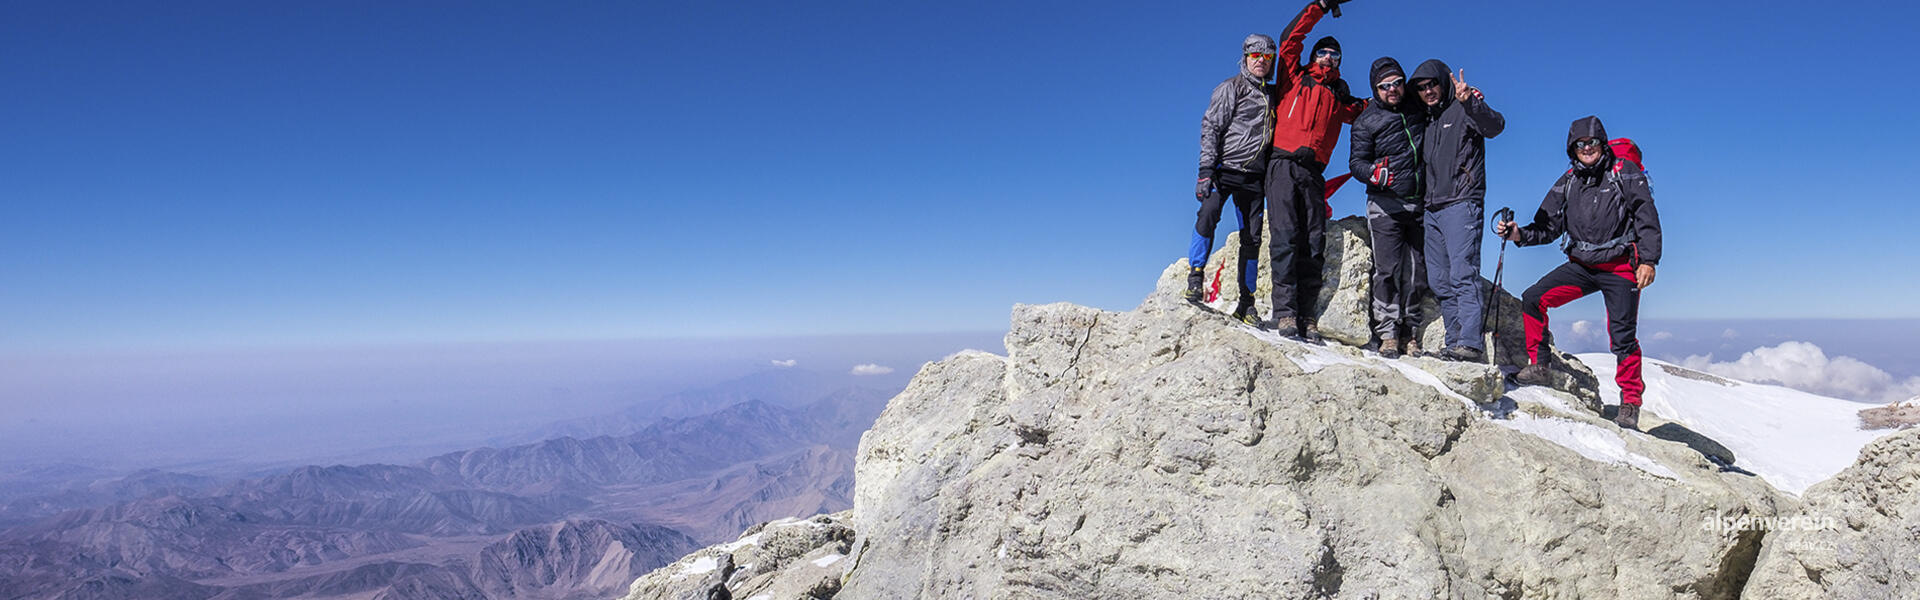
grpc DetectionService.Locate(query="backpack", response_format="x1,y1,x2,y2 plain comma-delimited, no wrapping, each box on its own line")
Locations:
1609,138,1644,174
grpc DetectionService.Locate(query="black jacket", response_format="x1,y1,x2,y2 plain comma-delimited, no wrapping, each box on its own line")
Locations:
1514,116,1663,266
1347,57,1427,211
1411,59,1505,211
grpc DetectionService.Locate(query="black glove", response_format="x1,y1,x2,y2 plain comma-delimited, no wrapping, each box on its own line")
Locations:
1196,176,1213,201
1318,0,1352,16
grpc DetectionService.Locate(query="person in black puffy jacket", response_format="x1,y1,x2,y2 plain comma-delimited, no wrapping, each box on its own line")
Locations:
1496,115,1662,429
1346,57,1428,358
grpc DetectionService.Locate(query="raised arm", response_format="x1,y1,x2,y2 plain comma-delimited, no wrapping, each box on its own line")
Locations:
1276,1,1329,77
1452,69,1505,138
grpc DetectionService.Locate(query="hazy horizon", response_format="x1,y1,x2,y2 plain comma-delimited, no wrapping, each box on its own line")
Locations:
0,331,1004,480
6,319,1915,490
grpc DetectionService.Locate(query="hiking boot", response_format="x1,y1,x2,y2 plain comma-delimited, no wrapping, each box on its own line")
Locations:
1377,337,1401,359
1403,337,1423,357
1615,404,1641,430
1184,267,1205,304
1300,319,1322,342
1231,299,1258,325
1265,317,1297,335
1514,363,1553,386
1438,346,1484,363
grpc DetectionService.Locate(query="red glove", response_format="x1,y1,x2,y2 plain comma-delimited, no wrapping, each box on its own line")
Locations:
1370,157,1392,187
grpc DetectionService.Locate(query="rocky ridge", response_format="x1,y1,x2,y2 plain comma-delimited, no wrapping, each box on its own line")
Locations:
628,217,1920,598
630,253,1815,598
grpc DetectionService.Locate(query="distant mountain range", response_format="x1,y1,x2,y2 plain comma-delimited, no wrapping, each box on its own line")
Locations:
0,375,895,600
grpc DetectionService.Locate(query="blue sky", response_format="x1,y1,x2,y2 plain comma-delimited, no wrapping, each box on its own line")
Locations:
4,0,1917,353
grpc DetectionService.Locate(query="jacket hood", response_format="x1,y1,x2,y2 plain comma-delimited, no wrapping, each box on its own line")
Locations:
1411,59,1452,110
1368,57,1404,104
1242,33,1276,56
1566,115,1616,174
1240,34,1277,83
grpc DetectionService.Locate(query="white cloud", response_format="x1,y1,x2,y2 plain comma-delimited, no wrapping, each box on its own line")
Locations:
1722,328,1740,339
770,359,797,368
1649,331,1674,341
1680,341,1920,403
1563,320,1608,350
850,364,894,376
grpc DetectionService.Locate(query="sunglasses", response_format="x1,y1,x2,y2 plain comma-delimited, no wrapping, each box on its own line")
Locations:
1413,79,1443,91
1573,138,1607,150
1246,52,1276,61
1375,79,1405,91
1313,49,1340,60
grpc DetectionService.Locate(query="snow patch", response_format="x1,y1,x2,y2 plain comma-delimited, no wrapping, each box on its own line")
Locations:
1378,359,1476,408
1580,353,1899,495
747,595,772,600
673,555,718,579
812,553,844,568
1496,414,1679,480
1242,325,1357,373
717,533,764,553
1507,386,1583,417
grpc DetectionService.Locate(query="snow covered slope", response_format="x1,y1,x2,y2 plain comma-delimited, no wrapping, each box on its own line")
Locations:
1577,353,1897,495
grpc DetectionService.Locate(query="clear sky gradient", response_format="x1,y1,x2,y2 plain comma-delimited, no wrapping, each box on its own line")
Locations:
5,0,1916,353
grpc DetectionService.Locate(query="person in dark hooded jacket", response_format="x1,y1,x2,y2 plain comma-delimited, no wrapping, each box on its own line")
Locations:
1496,115,1662,429
1188,33,1278,322
1347,57,1427,357
1262,0,1366,339
1410,59,1504,362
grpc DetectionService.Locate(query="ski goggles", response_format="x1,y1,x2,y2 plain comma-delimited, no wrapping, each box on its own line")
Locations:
1245,52,1276,61
1375,78,1405,91
1313,48,1340,60
1573,138,1607,150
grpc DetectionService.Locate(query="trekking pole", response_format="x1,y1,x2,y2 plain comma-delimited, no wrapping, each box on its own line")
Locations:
1487,207,1515,366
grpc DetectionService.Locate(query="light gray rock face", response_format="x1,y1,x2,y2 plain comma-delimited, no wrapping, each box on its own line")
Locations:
622,513,854,600
833,270,1784,599
1743,428,1920,599
1204,217,1600,409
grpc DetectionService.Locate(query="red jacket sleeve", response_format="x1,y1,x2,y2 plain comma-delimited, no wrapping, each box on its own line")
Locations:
1277,2,1326,82
1336,97,1366,125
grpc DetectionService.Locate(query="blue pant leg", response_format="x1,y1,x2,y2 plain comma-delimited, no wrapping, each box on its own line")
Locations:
1442,203,1486,350
1189,187,1229,268
1423,208,1456,343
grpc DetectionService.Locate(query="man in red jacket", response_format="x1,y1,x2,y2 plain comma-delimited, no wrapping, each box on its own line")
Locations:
1264,0,1366,340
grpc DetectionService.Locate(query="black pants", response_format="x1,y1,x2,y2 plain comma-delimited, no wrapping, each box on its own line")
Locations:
1366,201,1426,340
1190,170,1265,298
1265,157,1326,321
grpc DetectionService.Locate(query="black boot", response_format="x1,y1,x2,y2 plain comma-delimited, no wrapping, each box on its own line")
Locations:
1185,267,1205,304
1231,297,1258,325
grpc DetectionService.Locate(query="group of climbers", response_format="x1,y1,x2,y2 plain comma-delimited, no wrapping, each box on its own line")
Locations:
1187,0,1662,428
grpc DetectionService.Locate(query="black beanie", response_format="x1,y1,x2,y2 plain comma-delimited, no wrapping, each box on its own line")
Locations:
1368,57,1403,88
1312,36,1340,57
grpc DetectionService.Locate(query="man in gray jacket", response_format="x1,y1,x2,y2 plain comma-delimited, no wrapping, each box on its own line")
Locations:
1411,59,1504,362
1188,33,1277,323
